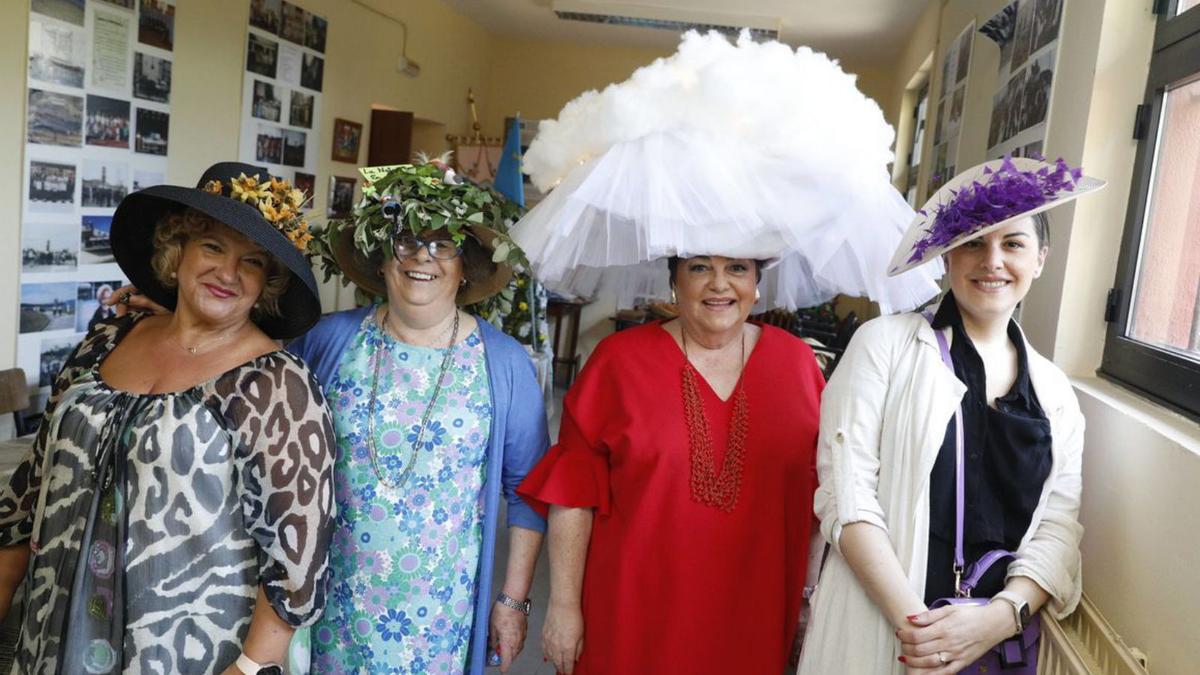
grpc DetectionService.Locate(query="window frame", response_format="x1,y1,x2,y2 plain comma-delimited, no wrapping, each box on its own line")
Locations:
1101,4,1200,419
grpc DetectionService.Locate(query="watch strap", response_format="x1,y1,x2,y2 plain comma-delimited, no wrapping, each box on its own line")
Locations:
991,591,1029,634
495,592,531,616
235,653,281,675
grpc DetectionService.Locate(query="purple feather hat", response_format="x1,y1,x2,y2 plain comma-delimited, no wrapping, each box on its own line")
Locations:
887,156,1105,276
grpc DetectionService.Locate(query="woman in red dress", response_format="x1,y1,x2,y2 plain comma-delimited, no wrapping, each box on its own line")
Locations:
518,255,826,674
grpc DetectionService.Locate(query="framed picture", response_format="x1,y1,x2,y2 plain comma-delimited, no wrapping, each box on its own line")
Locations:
327,175,355,218
331,118,362,163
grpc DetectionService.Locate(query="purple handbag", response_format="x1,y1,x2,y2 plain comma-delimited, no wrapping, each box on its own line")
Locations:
926,314,1040,673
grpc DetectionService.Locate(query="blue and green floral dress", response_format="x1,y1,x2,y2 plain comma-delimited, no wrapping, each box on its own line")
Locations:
311,314,492,674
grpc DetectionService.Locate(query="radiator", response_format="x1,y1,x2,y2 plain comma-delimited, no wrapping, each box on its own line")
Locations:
1040,593,1150,675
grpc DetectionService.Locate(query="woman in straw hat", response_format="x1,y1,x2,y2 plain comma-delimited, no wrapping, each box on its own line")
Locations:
290,162,547,674
799,157,1103,674
511,30,942,675
0,162,335,675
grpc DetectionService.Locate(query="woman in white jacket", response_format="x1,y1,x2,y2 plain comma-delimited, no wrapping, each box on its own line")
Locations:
799,158,1103,674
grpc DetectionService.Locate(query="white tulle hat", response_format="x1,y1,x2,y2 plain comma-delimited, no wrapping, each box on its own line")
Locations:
511,30,943,313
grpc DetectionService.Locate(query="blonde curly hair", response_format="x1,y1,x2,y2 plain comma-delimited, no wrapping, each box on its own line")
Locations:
150,208,290,319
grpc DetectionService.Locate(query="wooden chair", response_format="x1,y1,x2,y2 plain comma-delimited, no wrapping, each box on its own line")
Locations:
0,369,32,437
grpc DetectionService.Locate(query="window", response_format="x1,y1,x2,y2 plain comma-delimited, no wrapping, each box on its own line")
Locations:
1102,0,1200,416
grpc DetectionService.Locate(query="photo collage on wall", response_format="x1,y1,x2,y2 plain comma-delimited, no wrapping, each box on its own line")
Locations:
18,0,176,412
238,0,326,208
982,0,1063,159
925,22,974,197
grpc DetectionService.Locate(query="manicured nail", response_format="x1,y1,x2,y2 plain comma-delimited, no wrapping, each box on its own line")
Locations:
906,614,920,622
898,656,908,663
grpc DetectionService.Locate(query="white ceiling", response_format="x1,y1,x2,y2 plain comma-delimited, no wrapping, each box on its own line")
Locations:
441,0,931,66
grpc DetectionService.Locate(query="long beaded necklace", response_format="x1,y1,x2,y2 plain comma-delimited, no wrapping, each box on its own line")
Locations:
365,308,460,490
680,327,749,513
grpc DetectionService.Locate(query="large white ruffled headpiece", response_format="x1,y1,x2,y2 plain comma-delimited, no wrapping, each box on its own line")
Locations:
512,30,942,313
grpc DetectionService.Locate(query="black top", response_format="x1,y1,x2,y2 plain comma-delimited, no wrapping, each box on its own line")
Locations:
923,294,1053,604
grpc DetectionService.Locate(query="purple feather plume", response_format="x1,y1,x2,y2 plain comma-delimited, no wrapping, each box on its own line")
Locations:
907,156,1084,264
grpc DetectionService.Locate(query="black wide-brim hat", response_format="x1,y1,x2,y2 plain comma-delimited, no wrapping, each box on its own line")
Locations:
111,161,321,339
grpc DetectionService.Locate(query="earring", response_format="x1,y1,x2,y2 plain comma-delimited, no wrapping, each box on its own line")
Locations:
460,279,469,287
170,271,177,279
755,289,761,302
670,287,677,304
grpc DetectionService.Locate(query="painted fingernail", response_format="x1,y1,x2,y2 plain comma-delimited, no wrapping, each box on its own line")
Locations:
906,614,920,622
898,656,908,663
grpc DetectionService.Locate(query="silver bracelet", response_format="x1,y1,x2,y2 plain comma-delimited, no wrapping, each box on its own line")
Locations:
495,592,531,616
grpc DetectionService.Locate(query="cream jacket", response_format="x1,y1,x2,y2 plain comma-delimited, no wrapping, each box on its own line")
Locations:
797,310,1084,675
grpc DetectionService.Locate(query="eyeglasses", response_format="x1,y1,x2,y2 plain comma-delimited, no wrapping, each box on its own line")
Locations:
393,234,462,260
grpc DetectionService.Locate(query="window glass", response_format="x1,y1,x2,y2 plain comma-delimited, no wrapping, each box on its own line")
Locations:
1127,75,1200,356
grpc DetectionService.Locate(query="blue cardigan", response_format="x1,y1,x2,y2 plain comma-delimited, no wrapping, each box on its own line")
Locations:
288,306,548,674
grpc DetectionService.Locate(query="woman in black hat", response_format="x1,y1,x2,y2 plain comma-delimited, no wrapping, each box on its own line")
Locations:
0,162,336,675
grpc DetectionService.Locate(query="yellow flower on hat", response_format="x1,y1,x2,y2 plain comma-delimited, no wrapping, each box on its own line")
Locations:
231,173,268,203
203,180,223,195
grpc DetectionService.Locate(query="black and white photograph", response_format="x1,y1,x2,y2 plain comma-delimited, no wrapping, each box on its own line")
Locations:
306,13,327,53
80,215,115,264
252,80,282,122
301,52,324,92
76,281,123,333
293,171,315,209
1020,49,1055,132
81,159,129,208
290,90,314,128
282,129,306,167
138,0,175,51
132,169,164,191
328,175,355,218
1011,0,1037,70
32,0,85,26
29,17,86,88
135,107,169,155
28,160,76,212
940,49,954,99
20,283,77,334
98,0,136,8
85,94,131,148
949,87,965,133
250,0,282,34
281,2,308,45
1033,0,1062,54
955,29,972,84
39,337,79,387
248,32,279,79
22,222,79,273
1000,67,1028,145
133,52,172,103
256,124,283,164
28,89,83,147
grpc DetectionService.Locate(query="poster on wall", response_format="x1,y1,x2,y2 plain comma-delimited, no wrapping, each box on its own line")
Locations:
238,0,326,199
16,0,177,416
925,22,974,198
981,0,1063,159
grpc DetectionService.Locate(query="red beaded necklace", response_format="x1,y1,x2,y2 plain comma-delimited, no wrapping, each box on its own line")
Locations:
680,328,749,513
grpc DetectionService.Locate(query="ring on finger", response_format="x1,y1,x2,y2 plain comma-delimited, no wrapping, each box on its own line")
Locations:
118,291,132,304
937,651,948,664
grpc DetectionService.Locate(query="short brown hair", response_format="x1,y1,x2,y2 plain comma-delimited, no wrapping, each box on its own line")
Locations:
151,208,290,319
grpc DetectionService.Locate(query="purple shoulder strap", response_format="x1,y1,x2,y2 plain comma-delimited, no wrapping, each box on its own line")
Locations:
923,311,1015,597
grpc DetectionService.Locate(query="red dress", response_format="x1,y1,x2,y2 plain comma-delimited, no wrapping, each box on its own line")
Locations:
519,322,824,675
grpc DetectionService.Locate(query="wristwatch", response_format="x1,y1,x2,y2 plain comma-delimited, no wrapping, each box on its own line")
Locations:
495,592,532,616
991,591,1031,635
235,653,284,675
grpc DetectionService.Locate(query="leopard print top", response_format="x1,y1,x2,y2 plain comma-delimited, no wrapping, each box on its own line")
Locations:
0,314,335,674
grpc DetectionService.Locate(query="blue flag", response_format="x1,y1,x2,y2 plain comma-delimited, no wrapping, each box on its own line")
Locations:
494,117,525,208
